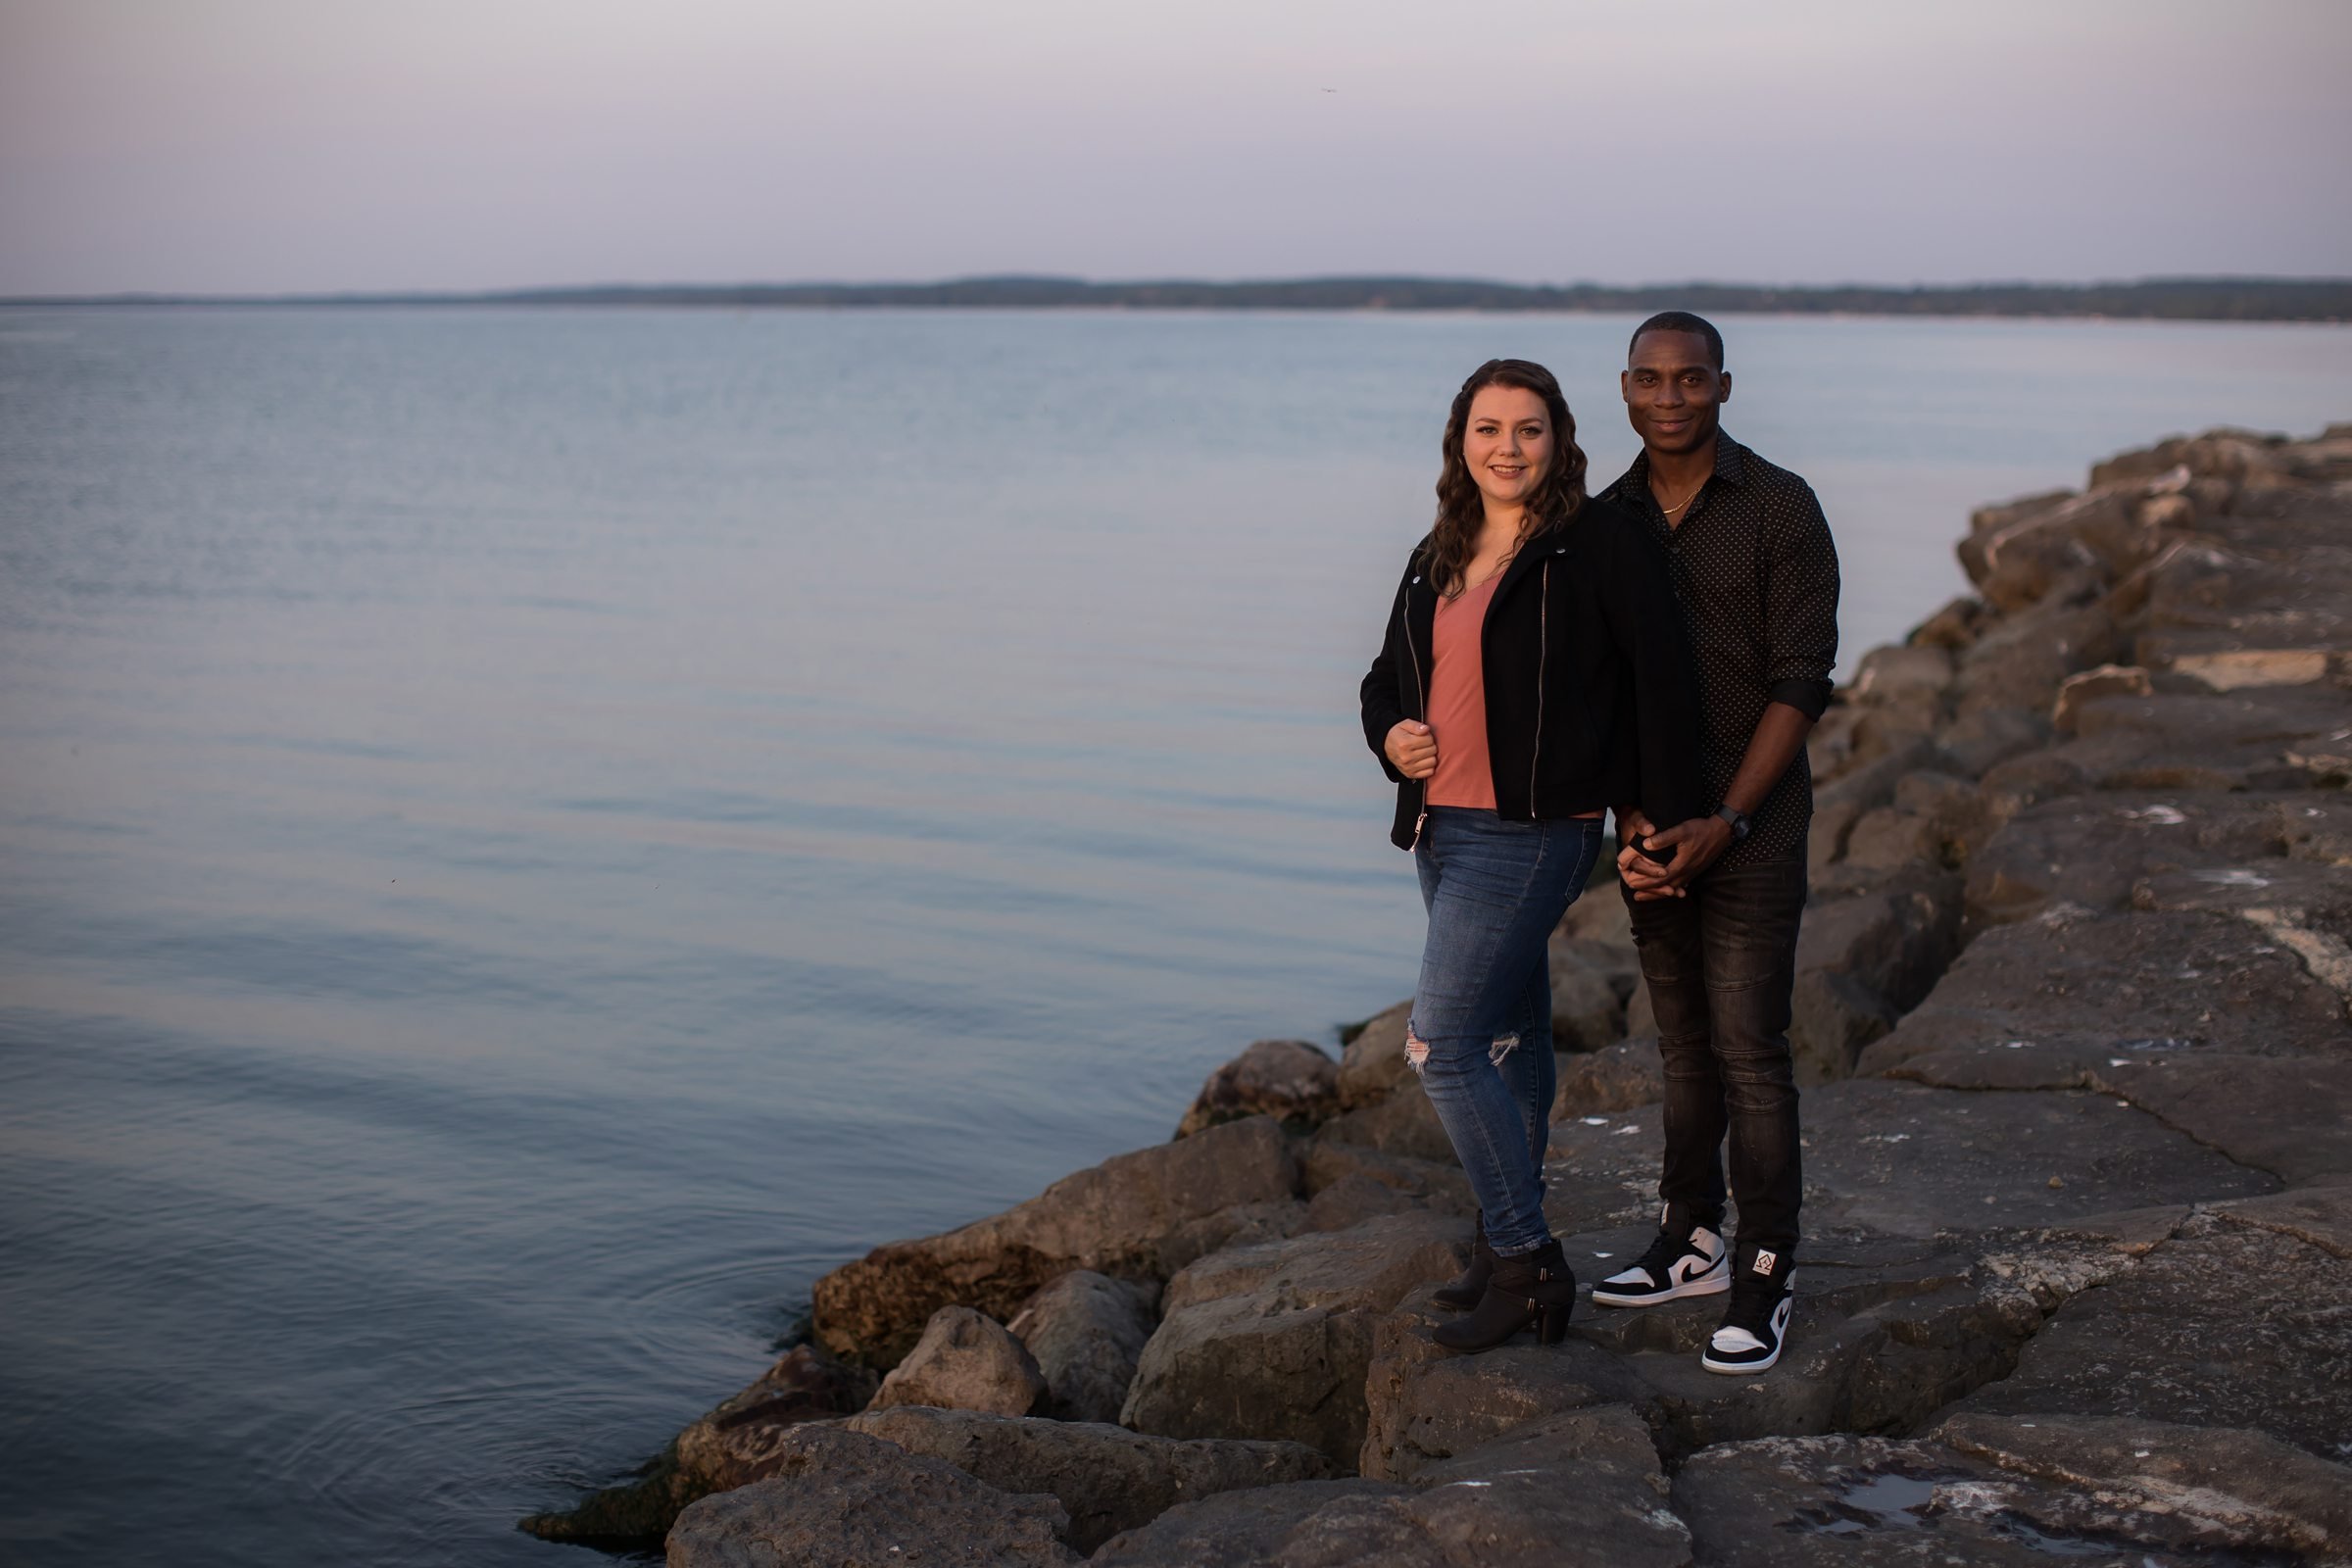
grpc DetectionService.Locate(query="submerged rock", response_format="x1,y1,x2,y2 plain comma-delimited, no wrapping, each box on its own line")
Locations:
520,1345,876,1544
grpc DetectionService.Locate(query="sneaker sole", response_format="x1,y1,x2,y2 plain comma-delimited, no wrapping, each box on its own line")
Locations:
1701,1340,1783,1374
1590,1273,1732,1308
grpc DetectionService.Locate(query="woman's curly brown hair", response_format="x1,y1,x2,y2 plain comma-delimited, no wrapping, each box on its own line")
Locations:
1426,359,1589,596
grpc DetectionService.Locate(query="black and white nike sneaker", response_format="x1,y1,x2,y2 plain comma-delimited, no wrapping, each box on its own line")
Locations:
1701,1251,1794,1374
1591,1209,1730,1307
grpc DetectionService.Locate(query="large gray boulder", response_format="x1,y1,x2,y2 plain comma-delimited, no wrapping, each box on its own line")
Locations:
842,1406,1332,1553
1336,999,1414,1108
1545,1078,2275,1245
870,1305,1046,1416
1004,1269,1156,1425
1983,686,2352,804
1174,1039,1341,1139
664,1425,1078,1567
1952,590,2121,718
1961,788,2290,927
1100,1405,1688,1568
1847,642,1956,709
1089,1480,1417,1566
1858,906,2350,1097
1313,1075,1453,1164
1547,936,1631,1050
1359,1307,1641,1481
1298,1139,1472,1214
1549,1037,1664,1117
1810,737,1939,871
1787,867,1962,1082
811,1115,1300,1367
1361,1217,2123,1479
1120,1210,1466,1465
1946,1206,2352,1459
1673,1418,2352,1568
1936,1411,2352,1557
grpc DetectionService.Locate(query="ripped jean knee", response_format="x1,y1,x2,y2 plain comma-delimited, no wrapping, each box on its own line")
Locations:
1403,1018,1520,1074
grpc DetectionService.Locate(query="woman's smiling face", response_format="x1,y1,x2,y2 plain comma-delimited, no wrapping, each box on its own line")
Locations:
1461,384,1553,511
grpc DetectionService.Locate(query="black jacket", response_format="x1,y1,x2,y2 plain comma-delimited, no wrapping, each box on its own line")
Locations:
1358,496,1707,851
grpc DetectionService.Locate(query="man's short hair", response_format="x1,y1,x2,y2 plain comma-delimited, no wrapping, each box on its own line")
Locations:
1630,311,1725,370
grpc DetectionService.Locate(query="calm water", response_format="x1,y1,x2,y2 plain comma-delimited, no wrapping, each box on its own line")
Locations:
4,308,2349,1566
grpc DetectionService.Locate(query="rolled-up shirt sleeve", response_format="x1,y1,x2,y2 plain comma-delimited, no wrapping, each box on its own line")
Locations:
1763,483,1839,720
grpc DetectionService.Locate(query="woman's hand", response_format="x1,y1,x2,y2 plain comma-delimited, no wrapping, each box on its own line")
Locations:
1385,720,1438,780
1619,813,1736,900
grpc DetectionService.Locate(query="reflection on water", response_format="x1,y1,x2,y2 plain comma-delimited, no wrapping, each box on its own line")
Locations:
3,307,2349,1564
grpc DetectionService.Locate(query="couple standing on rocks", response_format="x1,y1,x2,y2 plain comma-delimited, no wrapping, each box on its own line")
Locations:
1360,313,1839,1375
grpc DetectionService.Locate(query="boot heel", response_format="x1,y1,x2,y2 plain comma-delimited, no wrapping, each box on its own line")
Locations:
1538,1305,1571,1345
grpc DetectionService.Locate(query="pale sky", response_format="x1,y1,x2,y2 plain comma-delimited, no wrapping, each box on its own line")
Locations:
1,0,2346,296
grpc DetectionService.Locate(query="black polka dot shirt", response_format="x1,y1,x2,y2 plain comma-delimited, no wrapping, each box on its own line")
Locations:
1600,433,1840,867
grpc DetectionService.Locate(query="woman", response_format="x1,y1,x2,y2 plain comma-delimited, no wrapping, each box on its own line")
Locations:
1359,359,1704,1352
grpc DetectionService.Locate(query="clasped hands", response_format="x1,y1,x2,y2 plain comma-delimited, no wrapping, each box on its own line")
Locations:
1387,721,1728,897
1614,806,1734,901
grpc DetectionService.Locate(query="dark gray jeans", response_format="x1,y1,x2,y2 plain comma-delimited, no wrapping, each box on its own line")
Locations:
1623,848,1806,1266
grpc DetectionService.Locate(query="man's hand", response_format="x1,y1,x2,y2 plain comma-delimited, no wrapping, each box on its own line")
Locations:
1384,720,1438,780
1619,812,1735,901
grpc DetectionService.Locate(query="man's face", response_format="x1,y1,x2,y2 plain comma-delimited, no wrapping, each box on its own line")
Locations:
1621,330,1731,457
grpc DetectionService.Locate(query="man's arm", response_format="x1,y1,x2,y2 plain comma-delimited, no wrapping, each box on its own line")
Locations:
1622,481,1839,897
1619,704,1814,896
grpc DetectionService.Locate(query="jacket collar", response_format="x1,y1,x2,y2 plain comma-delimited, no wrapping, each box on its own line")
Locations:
1405,514,1581,601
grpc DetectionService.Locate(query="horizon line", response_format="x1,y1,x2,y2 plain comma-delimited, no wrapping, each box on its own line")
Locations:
5,271,2350,322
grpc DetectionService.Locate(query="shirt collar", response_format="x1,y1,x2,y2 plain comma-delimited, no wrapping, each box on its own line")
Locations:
1616,430,1749,497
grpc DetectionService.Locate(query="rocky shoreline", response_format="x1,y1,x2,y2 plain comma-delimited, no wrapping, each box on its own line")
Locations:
526,424,2352,1566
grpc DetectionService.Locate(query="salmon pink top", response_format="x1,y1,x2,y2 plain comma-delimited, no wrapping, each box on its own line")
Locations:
1426,571,1501,809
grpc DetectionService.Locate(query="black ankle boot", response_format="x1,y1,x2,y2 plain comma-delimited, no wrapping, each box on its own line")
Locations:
1432,1239,1576,1352
1433,1214,1494,1310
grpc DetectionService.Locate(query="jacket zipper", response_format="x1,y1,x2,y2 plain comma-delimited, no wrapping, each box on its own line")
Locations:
1530,562,1548,809
1401,577,1428,850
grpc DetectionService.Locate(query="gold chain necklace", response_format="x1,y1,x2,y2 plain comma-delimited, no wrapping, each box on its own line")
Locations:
1658,478,1705,517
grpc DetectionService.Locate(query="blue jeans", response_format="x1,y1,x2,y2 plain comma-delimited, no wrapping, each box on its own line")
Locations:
1411,808,1605,1257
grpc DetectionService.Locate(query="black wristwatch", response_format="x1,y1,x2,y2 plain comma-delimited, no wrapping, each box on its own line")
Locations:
1714,805,1751,841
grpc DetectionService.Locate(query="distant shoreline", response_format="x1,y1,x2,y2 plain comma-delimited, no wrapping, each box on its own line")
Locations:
5,274,2349,322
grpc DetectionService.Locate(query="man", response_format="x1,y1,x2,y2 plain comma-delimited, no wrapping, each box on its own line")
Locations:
1588,312,1838,1376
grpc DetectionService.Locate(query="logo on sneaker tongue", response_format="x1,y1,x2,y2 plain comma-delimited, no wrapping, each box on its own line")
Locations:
1751,1249,1778,1276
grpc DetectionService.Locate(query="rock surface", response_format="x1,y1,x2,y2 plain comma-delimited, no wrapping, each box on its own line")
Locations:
1004,1268,1157,1425
869,1304,1046,1416
811,1114,1300,1368
521,1345,876,1544
842,1405,1332,1553
1121,1211,1465,1465
1673,1416,2352,1567
1099,1404,1688,1567
1174,1038,1341,1138
664,1425,1078,1567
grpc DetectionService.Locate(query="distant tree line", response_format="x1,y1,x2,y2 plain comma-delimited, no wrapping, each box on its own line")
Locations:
17,275,2350,321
